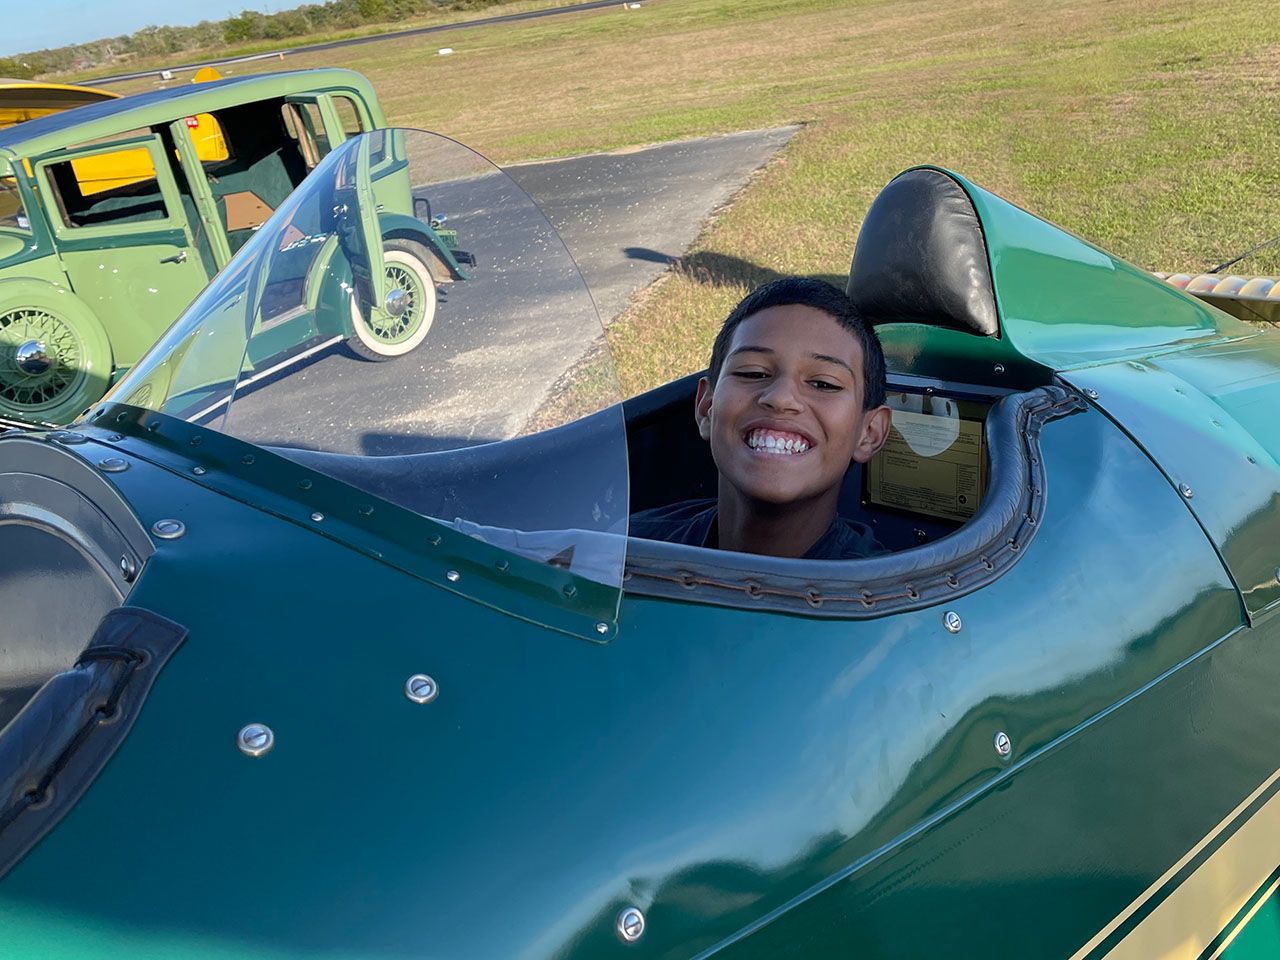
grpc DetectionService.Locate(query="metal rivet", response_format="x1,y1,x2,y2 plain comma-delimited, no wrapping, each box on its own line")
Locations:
47,430,87,444
994,731,1012,758
152,519,186,539
358,504,374,516
617,907,645,943
298,479,313,490
310,512,324,522
993,363,1005,375
237,723,274,757
192,466,207,476
1085,388,1099,400
446,570,460,582
495,559,509,572
595,622,609,635
108,433,124,441
189,435,202,446
404,674,438,704
120,555,138,582
1179,483,1194,499
241,454,255,465
943,611,962,634
98,457,129,473
563,584,577,598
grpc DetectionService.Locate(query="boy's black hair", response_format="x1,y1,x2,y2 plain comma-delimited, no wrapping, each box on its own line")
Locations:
706,277,887,409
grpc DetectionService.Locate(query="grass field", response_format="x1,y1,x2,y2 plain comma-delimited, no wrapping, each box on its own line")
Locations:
118,0,1280,396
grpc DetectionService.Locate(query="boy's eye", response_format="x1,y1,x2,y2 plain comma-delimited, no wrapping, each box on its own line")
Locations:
809,379,842,391
731,370,768,380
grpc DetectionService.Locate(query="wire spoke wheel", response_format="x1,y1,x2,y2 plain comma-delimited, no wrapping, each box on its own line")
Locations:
347,240,438,361
0,307,88,411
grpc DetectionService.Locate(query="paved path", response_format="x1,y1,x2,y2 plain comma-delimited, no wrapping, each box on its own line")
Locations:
225,127,799,454
509,126,800,322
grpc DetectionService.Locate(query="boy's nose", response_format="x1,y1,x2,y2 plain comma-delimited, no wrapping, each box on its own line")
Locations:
758,378,802,413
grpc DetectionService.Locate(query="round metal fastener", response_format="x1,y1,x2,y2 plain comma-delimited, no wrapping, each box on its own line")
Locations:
1085,388,1099,400
993,363,1005,375
237,723,274,757
446,570,461,583
595,622,610,635
994,731,1012,758
405,674,438,704
152,519,186,540
616,907,645,943
120,555,138,582
1179,483,1194,499
47,430,86,444
192,466,207,476
98,457,129,473
943,611,962,634
310,512,324,522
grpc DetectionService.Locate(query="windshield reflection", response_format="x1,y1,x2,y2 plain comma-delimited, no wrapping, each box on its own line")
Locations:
108,128,628,594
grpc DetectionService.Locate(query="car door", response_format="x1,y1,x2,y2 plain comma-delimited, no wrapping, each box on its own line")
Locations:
32,133,210,371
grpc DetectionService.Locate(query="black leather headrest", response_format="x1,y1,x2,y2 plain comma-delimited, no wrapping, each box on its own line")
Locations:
847,168,999,337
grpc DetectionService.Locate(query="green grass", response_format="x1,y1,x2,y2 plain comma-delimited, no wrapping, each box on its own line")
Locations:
110,0,1280,396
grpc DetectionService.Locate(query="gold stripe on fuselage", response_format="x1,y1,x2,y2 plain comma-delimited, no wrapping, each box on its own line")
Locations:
1069,767,1280,960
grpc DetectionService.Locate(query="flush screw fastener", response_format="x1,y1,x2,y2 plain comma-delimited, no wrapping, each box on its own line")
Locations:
237,723,274,757
405,674,439,704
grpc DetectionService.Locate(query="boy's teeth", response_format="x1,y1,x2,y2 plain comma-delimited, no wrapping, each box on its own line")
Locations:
747,429,809,454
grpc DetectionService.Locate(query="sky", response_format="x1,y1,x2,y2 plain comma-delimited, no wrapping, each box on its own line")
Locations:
1,0,300,57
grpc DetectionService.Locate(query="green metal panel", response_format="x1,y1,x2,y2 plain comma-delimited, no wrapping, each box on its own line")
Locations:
0,397,1256,958
1065,329,1280,618
944,167,1258,371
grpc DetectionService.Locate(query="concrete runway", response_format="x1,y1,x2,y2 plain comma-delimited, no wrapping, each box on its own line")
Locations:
222,126,798,455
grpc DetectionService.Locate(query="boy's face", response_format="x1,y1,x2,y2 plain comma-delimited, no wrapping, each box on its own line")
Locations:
695,304,891,511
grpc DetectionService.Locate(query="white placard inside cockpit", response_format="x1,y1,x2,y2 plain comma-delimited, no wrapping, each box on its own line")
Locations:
865,393,988,522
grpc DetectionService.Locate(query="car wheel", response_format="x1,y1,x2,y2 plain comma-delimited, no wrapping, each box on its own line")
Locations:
347,239,438,361
0,303,112,425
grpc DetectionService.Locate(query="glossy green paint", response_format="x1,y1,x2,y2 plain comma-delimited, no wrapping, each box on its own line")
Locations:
1064,329,1280,618
878,168,1259,387
1,393,1270,958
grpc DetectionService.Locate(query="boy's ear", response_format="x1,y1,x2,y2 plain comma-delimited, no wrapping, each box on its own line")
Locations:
694,376,713,441
851,405,892,464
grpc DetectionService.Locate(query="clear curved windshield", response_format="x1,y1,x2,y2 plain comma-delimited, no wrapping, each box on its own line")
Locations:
110,128,627,605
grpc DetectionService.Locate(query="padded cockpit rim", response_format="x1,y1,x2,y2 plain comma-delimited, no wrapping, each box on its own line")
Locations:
623,385,1083,616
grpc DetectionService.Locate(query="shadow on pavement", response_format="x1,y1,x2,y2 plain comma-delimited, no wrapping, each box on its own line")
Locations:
624,247,847,291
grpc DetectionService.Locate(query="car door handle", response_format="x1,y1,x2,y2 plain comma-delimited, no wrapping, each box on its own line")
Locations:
159,251,187,265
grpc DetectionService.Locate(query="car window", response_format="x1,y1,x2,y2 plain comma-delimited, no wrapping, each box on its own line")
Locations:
281,102,331,170
332,96,366,137
46,143,171,229
0,169,30,233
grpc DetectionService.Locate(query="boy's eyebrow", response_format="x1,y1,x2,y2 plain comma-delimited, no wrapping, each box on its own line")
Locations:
729,345,856,376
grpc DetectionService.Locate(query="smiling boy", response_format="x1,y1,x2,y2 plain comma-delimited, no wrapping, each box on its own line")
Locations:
632,277,893,560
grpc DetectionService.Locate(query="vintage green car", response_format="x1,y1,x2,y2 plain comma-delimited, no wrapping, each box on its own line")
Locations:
6,127,1280,959
0,69,470,426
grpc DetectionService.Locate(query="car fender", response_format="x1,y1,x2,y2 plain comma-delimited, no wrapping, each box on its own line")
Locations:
0,278,115,373
376,212,472,281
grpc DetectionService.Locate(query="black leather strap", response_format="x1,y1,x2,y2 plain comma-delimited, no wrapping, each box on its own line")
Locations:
848,168,1000,337
0,607,187,879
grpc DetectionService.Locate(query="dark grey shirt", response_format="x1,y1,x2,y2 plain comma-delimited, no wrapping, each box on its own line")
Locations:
630,499,885,560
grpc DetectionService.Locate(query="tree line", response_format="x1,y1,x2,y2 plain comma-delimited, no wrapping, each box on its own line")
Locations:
2,0,509,78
